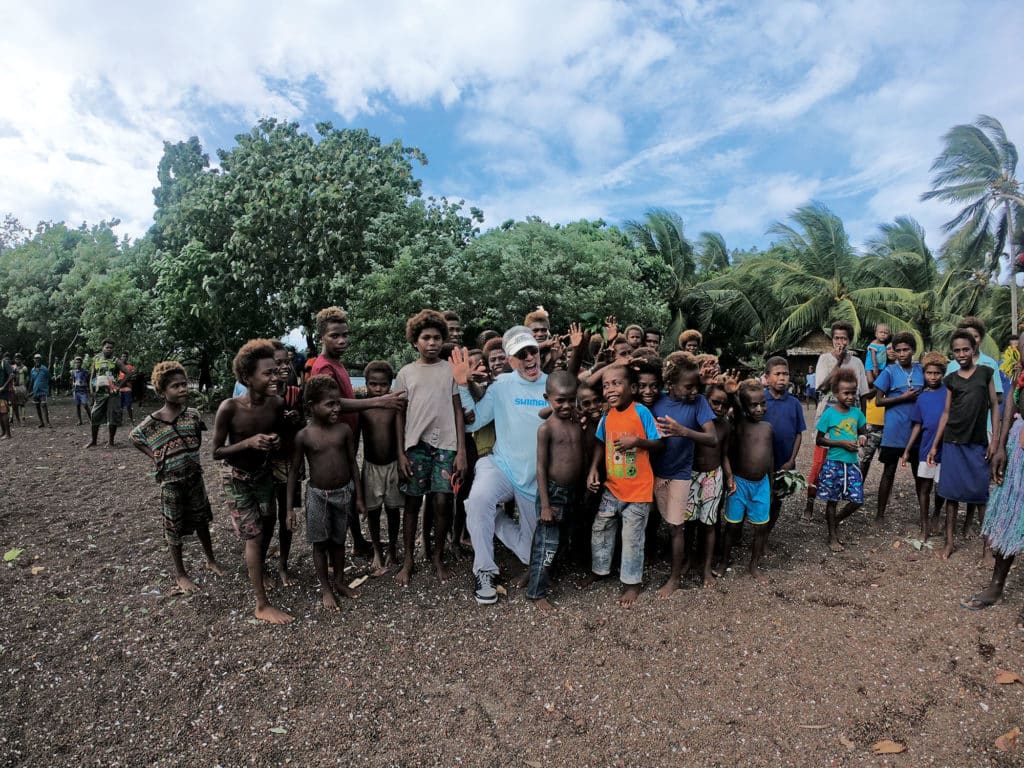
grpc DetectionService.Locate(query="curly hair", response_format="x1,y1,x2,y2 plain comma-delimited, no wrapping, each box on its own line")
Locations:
920,351,948,371
737,378,764,402
315,306,348,337
677,329,702,349
951,328,977,349
363,360,394,381
957,315,987,340
631,356,663,388
662,351,699,388
830,320,854,340
304,374,341,405
232,339,276,382
546,369,578,395
405,309,448,345
151,361,187,394
483,336,504,356
891,331,917,350
832,367,859,389
524,305,549,326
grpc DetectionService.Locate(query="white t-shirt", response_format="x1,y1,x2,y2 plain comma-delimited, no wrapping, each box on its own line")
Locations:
395,360,459,451
814,352,869,419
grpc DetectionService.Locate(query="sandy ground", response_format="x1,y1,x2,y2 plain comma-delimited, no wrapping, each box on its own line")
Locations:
1,398,1022,767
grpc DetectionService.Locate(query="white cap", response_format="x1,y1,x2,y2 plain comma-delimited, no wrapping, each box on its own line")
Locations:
503,325,538,357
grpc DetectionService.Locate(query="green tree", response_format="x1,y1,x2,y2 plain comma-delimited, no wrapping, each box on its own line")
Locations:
624,209,695,341
695,231,730,274
922,115,1022,332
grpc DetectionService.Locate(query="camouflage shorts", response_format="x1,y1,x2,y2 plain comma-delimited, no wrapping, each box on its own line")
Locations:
221,465,275,540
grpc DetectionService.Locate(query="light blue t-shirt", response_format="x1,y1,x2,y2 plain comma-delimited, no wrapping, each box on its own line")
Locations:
30,365,50,398
459,371,548,498
874,363,924,448
816,405,866,463
946,354,1003,394
866,342,888,373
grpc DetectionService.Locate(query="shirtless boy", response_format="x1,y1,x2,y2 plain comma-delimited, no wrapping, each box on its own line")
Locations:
722,380,774,581
686,381,731,586
528,371,585,611
360,360,403,575
212,339,291,624
288,375,365,611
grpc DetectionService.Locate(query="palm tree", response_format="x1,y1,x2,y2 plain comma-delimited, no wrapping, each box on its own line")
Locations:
763,203,921,349
861,216,942,349
695,231,730,273
625,209,696,341
922,115,1022,333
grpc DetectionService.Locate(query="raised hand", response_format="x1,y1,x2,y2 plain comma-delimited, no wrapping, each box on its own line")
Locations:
604,315,618,341
448,346,472,386
568,322,584,349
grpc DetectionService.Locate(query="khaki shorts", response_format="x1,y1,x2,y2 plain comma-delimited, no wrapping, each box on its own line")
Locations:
364,460,403,509
654,477,692,525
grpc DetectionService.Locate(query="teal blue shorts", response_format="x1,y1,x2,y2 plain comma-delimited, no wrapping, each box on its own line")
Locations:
724,474,770,525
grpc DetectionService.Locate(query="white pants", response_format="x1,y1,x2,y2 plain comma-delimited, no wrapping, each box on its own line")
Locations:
466,457,538,575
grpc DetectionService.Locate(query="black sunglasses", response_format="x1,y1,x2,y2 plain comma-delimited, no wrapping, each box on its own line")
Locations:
514,347,539,360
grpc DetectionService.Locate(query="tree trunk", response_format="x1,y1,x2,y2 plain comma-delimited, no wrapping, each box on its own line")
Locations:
1008,201,1019,334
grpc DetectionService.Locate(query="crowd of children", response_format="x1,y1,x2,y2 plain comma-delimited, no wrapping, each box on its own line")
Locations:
115,307,1024,627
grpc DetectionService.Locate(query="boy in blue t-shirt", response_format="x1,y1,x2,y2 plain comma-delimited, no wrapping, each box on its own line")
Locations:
71,356,90,424
650,353,716,598
815,369,867,552
872,332,924,520
763,357,805,537
901,352,947,543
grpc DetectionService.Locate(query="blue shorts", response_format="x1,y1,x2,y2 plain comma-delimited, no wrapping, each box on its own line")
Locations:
724,474,770,525
816,459,864,504
74,390,89,406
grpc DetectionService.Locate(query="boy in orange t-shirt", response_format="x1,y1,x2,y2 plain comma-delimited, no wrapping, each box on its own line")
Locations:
585,364,662,606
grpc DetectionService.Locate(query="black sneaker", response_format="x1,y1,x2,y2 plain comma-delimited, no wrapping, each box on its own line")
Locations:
474,571,498,605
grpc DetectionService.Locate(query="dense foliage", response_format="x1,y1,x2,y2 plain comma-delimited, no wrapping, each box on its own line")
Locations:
0,116,1019,386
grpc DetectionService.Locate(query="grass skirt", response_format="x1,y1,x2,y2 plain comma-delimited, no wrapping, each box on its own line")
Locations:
982,419,1024,557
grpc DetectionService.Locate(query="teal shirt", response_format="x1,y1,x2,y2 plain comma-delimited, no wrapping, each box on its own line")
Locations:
816,405,866,463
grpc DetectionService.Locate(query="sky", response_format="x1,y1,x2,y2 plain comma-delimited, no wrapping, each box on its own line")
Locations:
2,0,1023,255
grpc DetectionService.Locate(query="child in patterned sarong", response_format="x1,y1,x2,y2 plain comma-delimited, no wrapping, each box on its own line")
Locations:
130,361,224,593
815,369,867,553
686,381,731,586
288,375,365,612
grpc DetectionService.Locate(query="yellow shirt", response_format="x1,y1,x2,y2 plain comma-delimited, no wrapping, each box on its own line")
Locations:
865,393,885,426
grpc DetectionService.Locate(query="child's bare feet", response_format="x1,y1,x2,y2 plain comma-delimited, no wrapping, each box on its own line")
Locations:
941,543,955,560
370,556,389,578
532,597,556,612
254,604,294,624
322,590,341,611
701,570,715,588
828,539,844,553
656,576,680,599
918,530,929,545
433,560,452,582
617,584,642,607
578,573,602,589
394,564,413,587
747,564,768,583
277,567,297,587
262,573,276,592
175,575,201,593
335,581,360,600
205,559,226,576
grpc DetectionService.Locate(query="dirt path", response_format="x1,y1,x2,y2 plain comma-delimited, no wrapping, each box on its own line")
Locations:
1,399,1021,767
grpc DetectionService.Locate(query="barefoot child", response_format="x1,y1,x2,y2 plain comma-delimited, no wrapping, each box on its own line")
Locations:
71,356,89,425
686,381,730,586
269,341,304,586
586,364,662,606
288,375,365,610
129,361,224,592
528,371,585,611
360,360,403,576
814,370,867,553
394,310,467,586
651,353,716,597
721,379,774,579
763,356,805,537
901,352,948,542
213,339,292,624
929,330,999,560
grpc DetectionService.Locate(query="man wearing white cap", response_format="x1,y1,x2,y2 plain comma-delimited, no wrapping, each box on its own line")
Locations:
449,325,547,604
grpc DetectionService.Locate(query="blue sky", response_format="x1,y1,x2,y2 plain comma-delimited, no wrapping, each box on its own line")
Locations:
2,0,1023,254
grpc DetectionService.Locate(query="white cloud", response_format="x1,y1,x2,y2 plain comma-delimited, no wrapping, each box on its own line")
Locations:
0,0,1022,256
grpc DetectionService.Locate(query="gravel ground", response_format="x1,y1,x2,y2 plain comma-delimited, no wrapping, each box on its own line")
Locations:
1,399,1022,767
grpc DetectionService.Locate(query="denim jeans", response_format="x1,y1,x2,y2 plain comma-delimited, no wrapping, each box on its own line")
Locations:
526,480,576,599
591,489,650,585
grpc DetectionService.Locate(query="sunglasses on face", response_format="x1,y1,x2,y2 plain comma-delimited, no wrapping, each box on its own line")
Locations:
514,347,539,361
